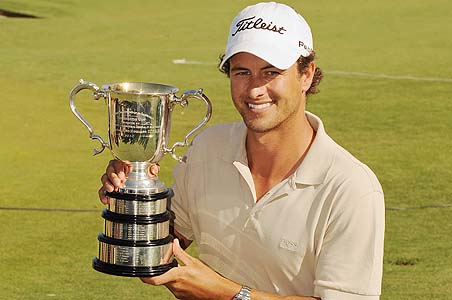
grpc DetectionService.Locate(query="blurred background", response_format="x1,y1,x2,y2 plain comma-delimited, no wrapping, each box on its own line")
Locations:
0,0,451,299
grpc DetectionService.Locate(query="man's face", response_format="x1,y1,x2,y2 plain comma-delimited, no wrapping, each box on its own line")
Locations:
229,52,309,133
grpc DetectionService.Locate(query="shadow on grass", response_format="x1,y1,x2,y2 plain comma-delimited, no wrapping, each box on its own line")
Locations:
0,8,40,18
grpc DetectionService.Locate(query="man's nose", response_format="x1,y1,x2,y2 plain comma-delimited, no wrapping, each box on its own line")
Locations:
248,75,267,99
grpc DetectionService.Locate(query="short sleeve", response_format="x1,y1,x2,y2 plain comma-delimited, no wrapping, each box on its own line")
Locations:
314,191,385,300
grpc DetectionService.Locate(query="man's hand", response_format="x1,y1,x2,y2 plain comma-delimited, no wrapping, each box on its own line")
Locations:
141,239,241,300
98,160,160,204
142,239,321,300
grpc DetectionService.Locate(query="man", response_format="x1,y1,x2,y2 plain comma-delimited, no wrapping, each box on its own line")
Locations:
99,2,385,300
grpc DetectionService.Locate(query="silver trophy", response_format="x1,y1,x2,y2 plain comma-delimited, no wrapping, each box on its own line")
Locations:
69,79,212,277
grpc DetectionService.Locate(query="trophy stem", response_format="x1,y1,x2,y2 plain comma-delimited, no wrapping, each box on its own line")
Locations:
119,161,167,194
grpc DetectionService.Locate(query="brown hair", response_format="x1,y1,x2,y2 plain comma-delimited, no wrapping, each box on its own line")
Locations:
218,51,323,97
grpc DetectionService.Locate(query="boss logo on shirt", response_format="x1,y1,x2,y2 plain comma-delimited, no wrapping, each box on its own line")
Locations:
279,237,299,252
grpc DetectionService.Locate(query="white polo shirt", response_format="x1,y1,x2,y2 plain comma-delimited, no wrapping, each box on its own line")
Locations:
171,112,385,300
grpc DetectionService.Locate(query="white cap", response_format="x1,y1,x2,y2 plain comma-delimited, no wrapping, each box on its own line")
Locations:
220,2,313,70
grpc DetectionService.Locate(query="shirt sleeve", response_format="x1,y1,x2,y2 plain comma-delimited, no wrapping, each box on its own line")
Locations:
314,191,385,300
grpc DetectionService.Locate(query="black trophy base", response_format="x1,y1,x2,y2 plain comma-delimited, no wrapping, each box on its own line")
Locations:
92,258,178,277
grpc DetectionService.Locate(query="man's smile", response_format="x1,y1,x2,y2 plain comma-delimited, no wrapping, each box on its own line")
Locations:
248,102,272,110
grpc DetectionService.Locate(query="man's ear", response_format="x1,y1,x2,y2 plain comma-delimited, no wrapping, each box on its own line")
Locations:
301,61,316,93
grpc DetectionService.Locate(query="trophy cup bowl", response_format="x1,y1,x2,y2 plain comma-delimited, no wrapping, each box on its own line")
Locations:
69,80,212,277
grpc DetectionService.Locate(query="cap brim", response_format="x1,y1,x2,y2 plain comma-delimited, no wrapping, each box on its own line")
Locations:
221,40,302,70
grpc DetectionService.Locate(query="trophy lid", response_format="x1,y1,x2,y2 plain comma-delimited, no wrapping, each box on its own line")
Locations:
103,82,179,95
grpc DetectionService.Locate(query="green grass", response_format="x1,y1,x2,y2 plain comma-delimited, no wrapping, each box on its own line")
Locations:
0,0,451,299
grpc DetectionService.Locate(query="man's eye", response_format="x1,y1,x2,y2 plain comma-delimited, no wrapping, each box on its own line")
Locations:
265,71,280,76
233,71,250,76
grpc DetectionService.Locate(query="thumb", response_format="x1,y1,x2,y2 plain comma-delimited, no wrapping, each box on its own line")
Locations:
173,238,194,266
149,163,160,176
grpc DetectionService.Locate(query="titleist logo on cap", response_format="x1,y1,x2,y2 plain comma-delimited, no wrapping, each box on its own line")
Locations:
232,16,286,36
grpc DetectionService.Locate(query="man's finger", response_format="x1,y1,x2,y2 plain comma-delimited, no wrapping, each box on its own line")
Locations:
172,239,194,266
149,163,160,176
101,174,116,192
116,160,132,180
141,267,178,286
162,239,174,264
98,187,109,204
106,165,121,187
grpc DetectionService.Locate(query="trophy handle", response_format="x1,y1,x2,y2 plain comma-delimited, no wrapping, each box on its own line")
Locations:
69,79,110,156
165,88,212,162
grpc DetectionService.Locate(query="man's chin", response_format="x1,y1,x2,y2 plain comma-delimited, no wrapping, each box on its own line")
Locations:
243,119,276,134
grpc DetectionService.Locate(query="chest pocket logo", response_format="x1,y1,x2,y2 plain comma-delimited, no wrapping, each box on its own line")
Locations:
279,237,299,252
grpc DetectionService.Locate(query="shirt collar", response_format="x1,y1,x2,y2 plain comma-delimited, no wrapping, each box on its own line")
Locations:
230,112,335,186
232,122,248,164
293,112,335,186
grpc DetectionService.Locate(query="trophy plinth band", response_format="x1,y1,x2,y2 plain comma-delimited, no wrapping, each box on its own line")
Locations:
93,234,178,277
